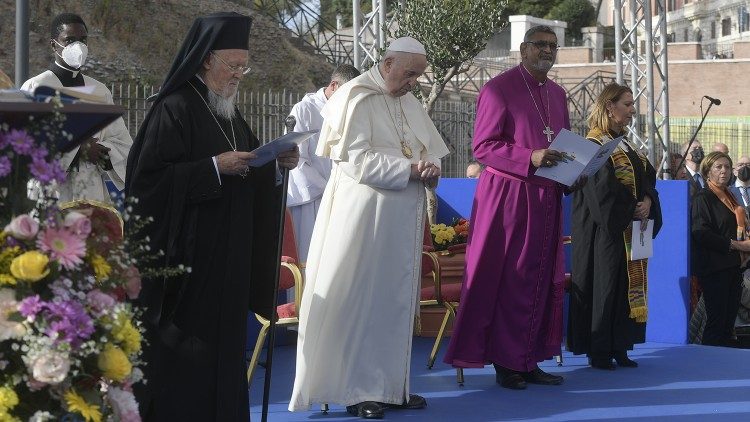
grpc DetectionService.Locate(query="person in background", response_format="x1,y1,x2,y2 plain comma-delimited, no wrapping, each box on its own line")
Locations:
730,156,750,208
287,64,360,263
22,13,132,203
691,151,750,347
567,83,662,370
466,160,484,178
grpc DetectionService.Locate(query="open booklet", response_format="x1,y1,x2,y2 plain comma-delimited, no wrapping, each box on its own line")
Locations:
249,130,318,167
534,129,623,187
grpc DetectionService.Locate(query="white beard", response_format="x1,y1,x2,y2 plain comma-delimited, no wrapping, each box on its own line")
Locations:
207,90,237,120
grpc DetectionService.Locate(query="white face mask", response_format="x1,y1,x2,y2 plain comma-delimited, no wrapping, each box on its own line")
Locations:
54,40,88,69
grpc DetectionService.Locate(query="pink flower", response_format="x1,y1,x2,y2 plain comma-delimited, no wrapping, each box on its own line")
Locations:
108,387,141,422
86,289,116,316
63,211,91,238
37,227,86,269
4,214,39,240
123,266,142,300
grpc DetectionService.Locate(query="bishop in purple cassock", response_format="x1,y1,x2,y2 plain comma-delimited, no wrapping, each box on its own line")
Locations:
444,25,573,390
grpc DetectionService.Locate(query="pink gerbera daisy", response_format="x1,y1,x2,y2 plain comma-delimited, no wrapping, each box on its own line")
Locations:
37,227,86,269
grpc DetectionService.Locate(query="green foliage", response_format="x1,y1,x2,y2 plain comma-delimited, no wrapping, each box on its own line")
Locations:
503,0,559,20
546,0,596,41
394,0,507,113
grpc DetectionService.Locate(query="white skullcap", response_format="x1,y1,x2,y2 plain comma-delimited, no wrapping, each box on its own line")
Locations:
387,36,426,55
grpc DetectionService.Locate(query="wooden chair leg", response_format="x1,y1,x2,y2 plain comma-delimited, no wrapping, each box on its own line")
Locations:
247,318,271,383
427,307,453,369
556,353,564,366
456,368,464,386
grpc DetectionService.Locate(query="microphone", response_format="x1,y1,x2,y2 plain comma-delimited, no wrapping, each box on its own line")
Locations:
704,95,721,105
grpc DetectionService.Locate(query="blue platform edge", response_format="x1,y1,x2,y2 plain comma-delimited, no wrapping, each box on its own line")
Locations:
435,178,691,344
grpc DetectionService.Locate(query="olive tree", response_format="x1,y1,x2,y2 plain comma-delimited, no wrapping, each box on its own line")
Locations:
394,0,507,115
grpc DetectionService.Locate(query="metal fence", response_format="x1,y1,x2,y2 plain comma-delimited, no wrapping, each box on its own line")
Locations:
108,84,750,178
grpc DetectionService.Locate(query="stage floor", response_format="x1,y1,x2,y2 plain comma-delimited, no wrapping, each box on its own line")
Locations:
249,337,750,421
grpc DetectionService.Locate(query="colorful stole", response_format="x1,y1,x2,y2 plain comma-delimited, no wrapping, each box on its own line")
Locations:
587,128,650,323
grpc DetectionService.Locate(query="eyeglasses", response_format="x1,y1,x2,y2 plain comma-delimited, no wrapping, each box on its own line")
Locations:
526,40,559,51
211,52,251,75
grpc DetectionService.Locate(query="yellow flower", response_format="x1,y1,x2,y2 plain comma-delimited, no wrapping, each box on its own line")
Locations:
9,251,49,282
0,410,20,422
0,386,19,412
89,254,111,280
111,313,141,355
0,274,15,286
97,344,132,381
64,390,102,422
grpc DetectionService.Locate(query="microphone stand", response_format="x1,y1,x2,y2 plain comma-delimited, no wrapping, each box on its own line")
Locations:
673,100,717,180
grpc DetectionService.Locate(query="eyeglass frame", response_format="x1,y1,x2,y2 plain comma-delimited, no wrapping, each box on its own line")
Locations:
210,51,252,75
525,40,559,52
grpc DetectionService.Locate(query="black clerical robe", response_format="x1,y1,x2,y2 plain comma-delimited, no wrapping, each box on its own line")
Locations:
127,77,281,421
567,142,662,359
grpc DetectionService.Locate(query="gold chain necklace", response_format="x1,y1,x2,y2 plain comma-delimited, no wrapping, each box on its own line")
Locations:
188,81,237,151
519,66,554,143
378,89,414,159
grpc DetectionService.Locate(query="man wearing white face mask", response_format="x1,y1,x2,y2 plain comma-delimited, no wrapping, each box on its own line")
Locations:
21,13,132,204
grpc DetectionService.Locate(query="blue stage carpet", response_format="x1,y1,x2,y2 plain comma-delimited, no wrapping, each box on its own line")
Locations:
249,337,750,421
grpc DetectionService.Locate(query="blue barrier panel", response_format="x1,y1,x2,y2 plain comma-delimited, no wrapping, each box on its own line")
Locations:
435,177,691,344
646,180,690,344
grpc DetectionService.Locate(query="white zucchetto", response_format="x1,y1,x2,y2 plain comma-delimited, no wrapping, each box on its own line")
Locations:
386,37,426,55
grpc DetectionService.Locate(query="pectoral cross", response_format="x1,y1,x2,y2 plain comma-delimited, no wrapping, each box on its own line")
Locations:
543,126,554,143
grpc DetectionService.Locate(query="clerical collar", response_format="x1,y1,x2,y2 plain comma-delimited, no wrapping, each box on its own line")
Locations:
50,61,85,87
369,66,390,95
521,64,547,86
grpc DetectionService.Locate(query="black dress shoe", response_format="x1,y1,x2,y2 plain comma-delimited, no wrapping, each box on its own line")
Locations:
384,394,427,410
521,367,564,385
613,351,638,367
589,357,616,370
493,364,527,390
346,402,384,419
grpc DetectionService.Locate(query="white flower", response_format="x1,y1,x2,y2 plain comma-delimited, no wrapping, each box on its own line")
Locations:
108,387,141,422
29,351,71,385
0,288,26,341
29,411,55,422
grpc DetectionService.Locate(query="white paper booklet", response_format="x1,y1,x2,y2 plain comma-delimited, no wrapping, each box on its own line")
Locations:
249,130,318,167
534,129,622,186
630,219,654,261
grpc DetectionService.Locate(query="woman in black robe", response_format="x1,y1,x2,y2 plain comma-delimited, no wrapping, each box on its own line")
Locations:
691,151,750,347
567,83,663,369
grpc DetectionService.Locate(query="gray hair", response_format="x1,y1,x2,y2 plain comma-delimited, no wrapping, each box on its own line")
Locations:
524,25,557,42
331,64,361,84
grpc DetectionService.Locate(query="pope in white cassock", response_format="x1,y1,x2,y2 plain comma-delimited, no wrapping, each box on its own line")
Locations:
287,64,360,263
289,37,449,420
22,13,132,204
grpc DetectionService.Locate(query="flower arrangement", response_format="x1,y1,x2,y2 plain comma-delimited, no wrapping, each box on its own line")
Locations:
430,218,469,251
0,204,146,421
0,102,180,421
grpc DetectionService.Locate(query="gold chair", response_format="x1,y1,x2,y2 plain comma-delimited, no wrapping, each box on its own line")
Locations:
246,209,304,383
420,223,466,384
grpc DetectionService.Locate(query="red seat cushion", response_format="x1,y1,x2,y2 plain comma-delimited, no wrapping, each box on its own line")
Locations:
277,302,297,319
420,282,462,302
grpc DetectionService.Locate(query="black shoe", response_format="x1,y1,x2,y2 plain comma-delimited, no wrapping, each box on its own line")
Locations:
383,394,427,410
613,351,638,367
493,364,527,390
589,357,616,370
346,402,384,419
521,367,564,385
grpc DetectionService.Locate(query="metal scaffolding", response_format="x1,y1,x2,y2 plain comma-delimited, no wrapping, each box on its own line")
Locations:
614,0,671,178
